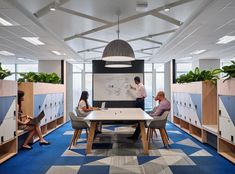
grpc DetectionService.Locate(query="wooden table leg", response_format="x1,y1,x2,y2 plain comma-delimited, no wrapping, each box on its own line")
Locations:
140,121,148,154
86,121,97,154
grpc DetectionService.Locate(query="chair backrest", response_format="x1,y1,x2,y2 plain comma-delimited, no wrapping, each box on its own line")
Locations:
148,111,169,129
75,106,89,117
69,112,88,129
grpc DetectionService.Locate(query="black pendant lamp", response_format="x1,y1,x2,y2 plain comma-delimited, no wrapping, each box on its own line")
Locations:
102,15,135,62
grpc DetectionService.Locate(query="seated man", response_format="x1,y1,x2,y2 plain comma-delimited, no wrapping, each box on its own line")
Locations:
128,91,171,140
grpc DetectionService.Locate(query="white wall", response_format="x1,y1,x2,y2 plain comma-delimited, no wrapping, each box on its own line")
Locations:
65,62,73,121
192,59,220,70
38,60,62,77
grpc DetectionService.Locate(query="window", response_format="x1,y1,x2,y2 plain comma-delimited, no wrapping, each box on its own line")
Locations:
73,73,82,109
85,64,92,72
17,64,38,72
1,64,16,80
144,73,152,110
176,63,192,78
16,64,38,80
85,73,92,105
144,63,152,72
73,64,84,72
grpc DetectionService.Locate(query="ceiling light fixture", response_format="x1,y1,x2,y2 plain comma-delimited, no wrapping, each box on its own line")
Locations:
102,15,135,62
190,49,206,55
0,17,13,26
216,35,235,44
105,61,132,68
22,37,45,45
164,6,170,12
52,50,62,55
17,58,37,62
0,51,15,56
49,2,57,11
136,2,148,12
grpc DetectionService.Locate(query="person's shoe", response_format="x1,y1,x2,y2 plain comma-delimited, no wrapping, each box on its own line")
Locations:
22,145,33,150
39,141,50,146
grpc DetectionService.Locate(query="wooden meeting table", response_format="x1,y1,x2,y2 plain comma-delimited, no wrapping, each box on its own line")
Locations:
84,108,153,154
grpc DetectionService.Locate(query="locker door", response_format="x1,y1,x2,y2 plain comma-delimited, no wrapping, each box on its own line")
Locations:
219,117,231,141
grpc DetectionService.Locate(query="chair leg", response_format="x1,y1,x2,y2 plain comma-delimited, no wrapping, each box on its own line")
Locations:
73,130,80,146
86,128,89,140
150,128,153,140
160,128,169,148
162,128,169,147
164,128,169,140
147,128,150,148
74,129,82,145
69,130,78,149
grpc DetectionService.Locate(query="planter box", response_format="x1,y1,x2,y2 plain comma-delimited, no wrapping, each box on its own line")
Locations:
0,80,17,164
217,79,235,163
172,81,217,130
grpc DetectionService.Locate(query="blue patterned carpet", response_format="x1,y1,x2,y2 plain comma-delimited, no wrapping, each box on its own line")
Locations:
0,122,234,174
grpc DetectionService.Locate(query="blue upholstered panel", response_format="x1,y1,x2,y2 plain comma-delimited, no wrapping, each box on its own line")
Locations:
34,94,46,117
220,95,235,125
190,94,202,122
0,96,15,125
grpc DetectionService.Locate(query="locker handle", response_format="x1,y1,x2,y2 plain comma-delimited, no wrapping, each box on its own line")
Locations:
184,103,186,106
231,136,234,142
45,104,47,108
189,104,191,107
1,136,4,143
195,105,197,109
219,110,221,116
39,105,41,110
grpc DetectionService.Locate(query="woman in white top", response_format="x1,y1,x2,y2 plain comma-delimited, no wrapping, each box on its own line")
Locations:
78,91,98,117
78,91,101,133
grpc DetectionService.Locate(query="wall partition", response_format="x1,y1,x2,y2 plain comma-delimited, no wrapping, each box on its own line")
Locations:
92,60,144,108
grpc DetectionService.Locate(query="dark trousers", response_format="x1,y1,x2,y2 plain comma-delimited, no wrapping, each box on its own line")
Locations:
132,98,144,138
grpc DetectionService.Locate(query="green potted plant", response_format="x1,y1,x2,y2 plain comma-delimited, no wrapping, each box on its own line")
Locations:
18,72,61,84
221,61,235,81
0,63,11,80
176,67,221,84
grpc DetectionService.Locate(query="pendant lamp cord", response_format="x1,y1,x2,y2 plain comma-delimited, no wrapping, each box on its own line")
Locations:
117,15,120,40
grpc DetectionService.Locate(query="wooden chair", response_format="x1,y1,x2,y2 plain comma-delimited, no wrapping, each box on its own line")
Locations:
146,111,170,148
69,112,89,149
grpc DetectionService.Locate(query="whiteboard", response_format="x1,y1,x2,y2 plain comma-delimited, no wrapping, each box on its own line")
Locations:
93,73,143,101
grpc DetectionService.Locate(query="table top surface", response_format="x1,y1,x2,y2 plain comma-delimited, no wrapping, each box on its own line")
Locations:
84,108,153,121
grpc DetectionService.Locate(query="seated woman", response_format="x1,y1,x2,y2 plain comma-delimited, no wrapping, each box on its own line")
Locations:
78,91,99,117
18,90,50,150
77,91,101,132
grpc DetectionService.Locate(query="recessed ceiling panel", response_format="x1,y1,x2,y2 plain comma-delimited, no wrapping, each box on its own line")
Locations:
67,38,105,52
39,10,104,39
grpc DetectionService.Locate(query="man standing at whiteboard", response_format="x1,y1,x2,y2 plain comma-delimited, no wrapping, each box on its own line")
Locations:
130,76,147,110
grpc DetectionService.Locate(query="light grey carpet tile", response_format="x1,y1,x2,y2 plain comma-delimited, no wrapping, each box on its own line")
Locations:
46,165,80,174
142,163,173,174
110,165,144,174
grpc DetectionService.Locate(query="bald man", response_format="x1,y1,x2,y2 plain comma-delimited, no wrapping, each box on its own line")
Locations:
148,91,171,118
128,91,170,140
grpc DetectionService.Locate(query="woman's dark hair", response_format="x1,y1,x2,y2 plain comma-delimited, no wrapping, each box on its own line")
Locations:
134,76,140,83
18,90,24,112
79,91,89,108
